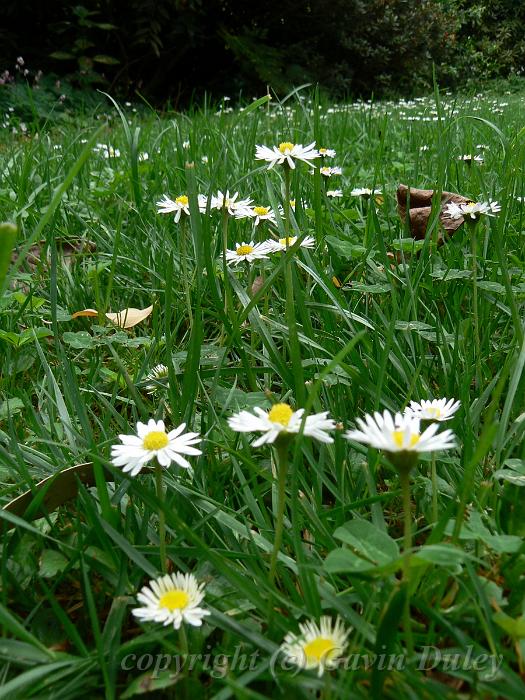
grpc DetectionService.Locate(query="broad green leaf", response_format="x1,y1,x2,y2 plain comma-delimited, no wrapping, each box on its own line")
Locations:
0,397,24,420
0,223,17,293
494,459,525,486
121,670,180,698
324,520,399,574
62,331,95,349
326,235,366,259
493,612,525,639
49,51,75,60
445,511,522,553
93,54,120,64
391,237,427,252
350,282,391,293
39,549,69,578
413,544,467,569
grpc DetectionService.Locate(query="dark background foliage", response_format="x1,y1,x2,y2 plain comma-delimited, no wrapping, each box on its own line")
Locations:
1,0,524,106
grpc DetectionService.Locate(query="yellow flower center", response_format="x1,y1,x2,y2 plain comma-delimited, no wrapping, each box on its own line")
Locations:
175,195,189,206
392,431,420,449
159,589,189,611
253,206,269,216
426,407,441,419
267,403,293,426
303,637,337,664
142,430,169,451
319,148,327,154
278,236,297,247
320,167,330,175
278,142,295,154
236,244,254,256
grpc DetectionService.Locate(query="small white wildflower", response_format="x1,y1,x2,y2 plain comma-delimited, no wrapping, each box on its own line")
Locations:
318,147,336,158
280,617,349,677
133,572,210,630
264,235,315,252
110,419,201,477
319,166,342,177
228,402,335,447
255,141,320,169
344,410,456,454
225,241,271,265
210,190,253,218
445,200,500,221
404,398,460,422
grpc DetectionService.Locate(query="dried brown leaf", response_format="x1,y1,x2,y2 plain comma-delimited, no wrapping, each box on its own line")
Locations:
397,184,469,242
71,309,99,319
71,304,154,328
105,304,154,328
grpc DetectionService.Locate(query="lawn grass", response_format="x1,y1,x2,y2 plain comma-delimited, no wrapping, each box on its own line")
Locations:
1,83,525,698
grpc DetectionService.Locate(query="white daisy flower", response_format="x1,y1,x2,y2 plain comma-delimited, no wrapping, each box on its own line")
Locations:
255,141,320,170
144,364,169,393
132,572,210,630
94,143,120,158
111,419,202,477
319,166,342,177
350,187,381,198
280,617,349,677
157,193,207,219
458,154,484,163
228,402,336,447
344,410,455,454
225,241,271,265
265,235,315,252
156,194,190,222
444,200,500,221
278,199,303,215
210,190,253,218
318,147,336,158
405,398,460,422
326,189,343,198
250,205,277,226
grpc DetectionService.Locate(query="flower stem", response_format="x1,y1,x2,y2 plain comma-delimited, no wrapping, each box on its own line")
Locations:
178,625,189,700
221,207,233,322
322,670,332,700
179,221,193,328
431,454,438,524
178,624,188,656
269,441,288,584
282,167,305,405
470,222,482,388
283,167,291,239
400,468,414,657
155,461,167,574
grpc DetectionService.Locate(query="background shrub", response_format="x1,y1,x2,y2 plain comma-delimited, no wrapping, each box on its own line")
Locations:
1,0,524,105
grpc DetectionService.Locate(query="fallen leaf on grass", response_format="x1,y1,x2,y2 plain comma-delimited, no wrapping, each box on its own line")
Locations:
9,238,96,292
2,462,153,529
71,309,98,318
71,304,154,328
105,305,154,328
397,184,469,242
